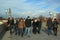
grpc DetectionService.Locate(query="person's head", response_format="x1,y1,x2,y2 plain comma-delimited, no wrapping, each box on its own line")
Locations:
19,18,23,22
37,18,40,21
28,16,30,18
8,17,10,20
48,18,52,21
54,18,56,21
10,17,12,20
27,16,30,19
34,19,37,22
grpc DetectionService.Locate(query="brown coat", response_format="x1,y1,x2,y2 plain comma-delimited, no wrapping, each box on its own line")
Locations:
18,20,25,28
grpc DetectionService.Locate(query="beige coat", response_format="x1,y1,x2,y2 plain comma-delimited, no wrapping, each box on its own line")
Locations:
18,20,25,28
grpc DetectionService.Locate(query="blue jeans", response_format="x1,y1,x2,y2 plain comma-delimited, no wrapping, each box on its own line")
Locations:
25,27,31,36
15,28,18,35
9,25,13,35
47,27,52,35
14,25,18,35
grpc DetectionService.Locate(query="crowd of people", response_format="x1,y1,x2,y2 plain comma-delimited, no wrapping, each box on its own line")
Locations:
6,16,59,37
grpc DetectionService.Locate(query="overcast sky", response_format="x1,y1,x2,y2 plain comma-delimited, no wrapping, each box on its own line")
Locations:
0,0,60,18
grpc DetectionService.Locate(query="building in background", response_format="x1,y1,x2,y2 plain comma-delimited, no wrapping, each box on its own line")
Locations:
5,8,12,18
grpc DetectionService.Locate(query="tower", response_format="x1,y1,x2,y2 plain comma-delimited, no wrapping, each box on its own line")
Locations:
8,8,12,17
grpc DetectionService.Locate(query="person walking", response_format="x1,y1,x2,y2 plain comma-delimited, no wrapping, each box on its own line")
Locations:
37,18,42,34
53,19,58,36
18,18,25,37
46,18,53,35
8,17,14,35
14,19,19,35
32,19,37,34
25,16,31,37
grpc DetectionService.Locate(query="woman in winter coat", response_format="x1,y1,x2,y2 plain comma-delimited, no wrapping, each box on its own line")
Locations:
18,18,25,37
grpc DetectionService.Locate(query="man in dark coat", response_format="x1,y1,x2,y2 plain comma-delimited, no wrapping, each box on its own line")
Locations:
25,16,31,37
32,19,37,34
37,18,42,34
14,19,19,35
53,19,58,36
8,17,14,35
46,18,53,35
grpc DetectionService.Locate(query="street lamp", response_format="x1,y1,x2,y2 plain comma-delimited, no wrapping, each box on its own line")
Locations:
5,9,8,18
49,11,52,18
5,9,7,14
5,8,12,18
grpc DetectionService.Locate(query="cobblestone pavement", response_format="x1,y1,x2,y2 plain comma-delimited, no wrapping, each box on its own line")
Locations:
2,28,60,40
2,23,60,40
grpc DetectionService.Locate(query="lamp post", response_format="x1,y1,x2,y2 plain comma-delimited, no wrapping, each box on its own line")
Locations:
5,8,12,18
49,11,52,18
5,9,8,18
5,10,7,14
5,8,12,19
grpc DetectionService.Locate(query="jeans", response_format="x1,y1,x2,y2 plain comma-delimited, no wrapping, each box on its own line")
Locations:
47,27,52,35
9,25,13,35
25,27,31,36
15,28,18,35
14,25,18,35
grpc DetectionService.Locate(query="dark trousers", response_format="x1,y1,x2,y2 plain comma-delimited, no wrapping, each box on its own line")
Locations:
53,28,57,36
18,28,24,37
14,25,18,35
15,28,18,35
23,27,25,34
9,25,13,35
37,26,41,34
33,26,36,34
